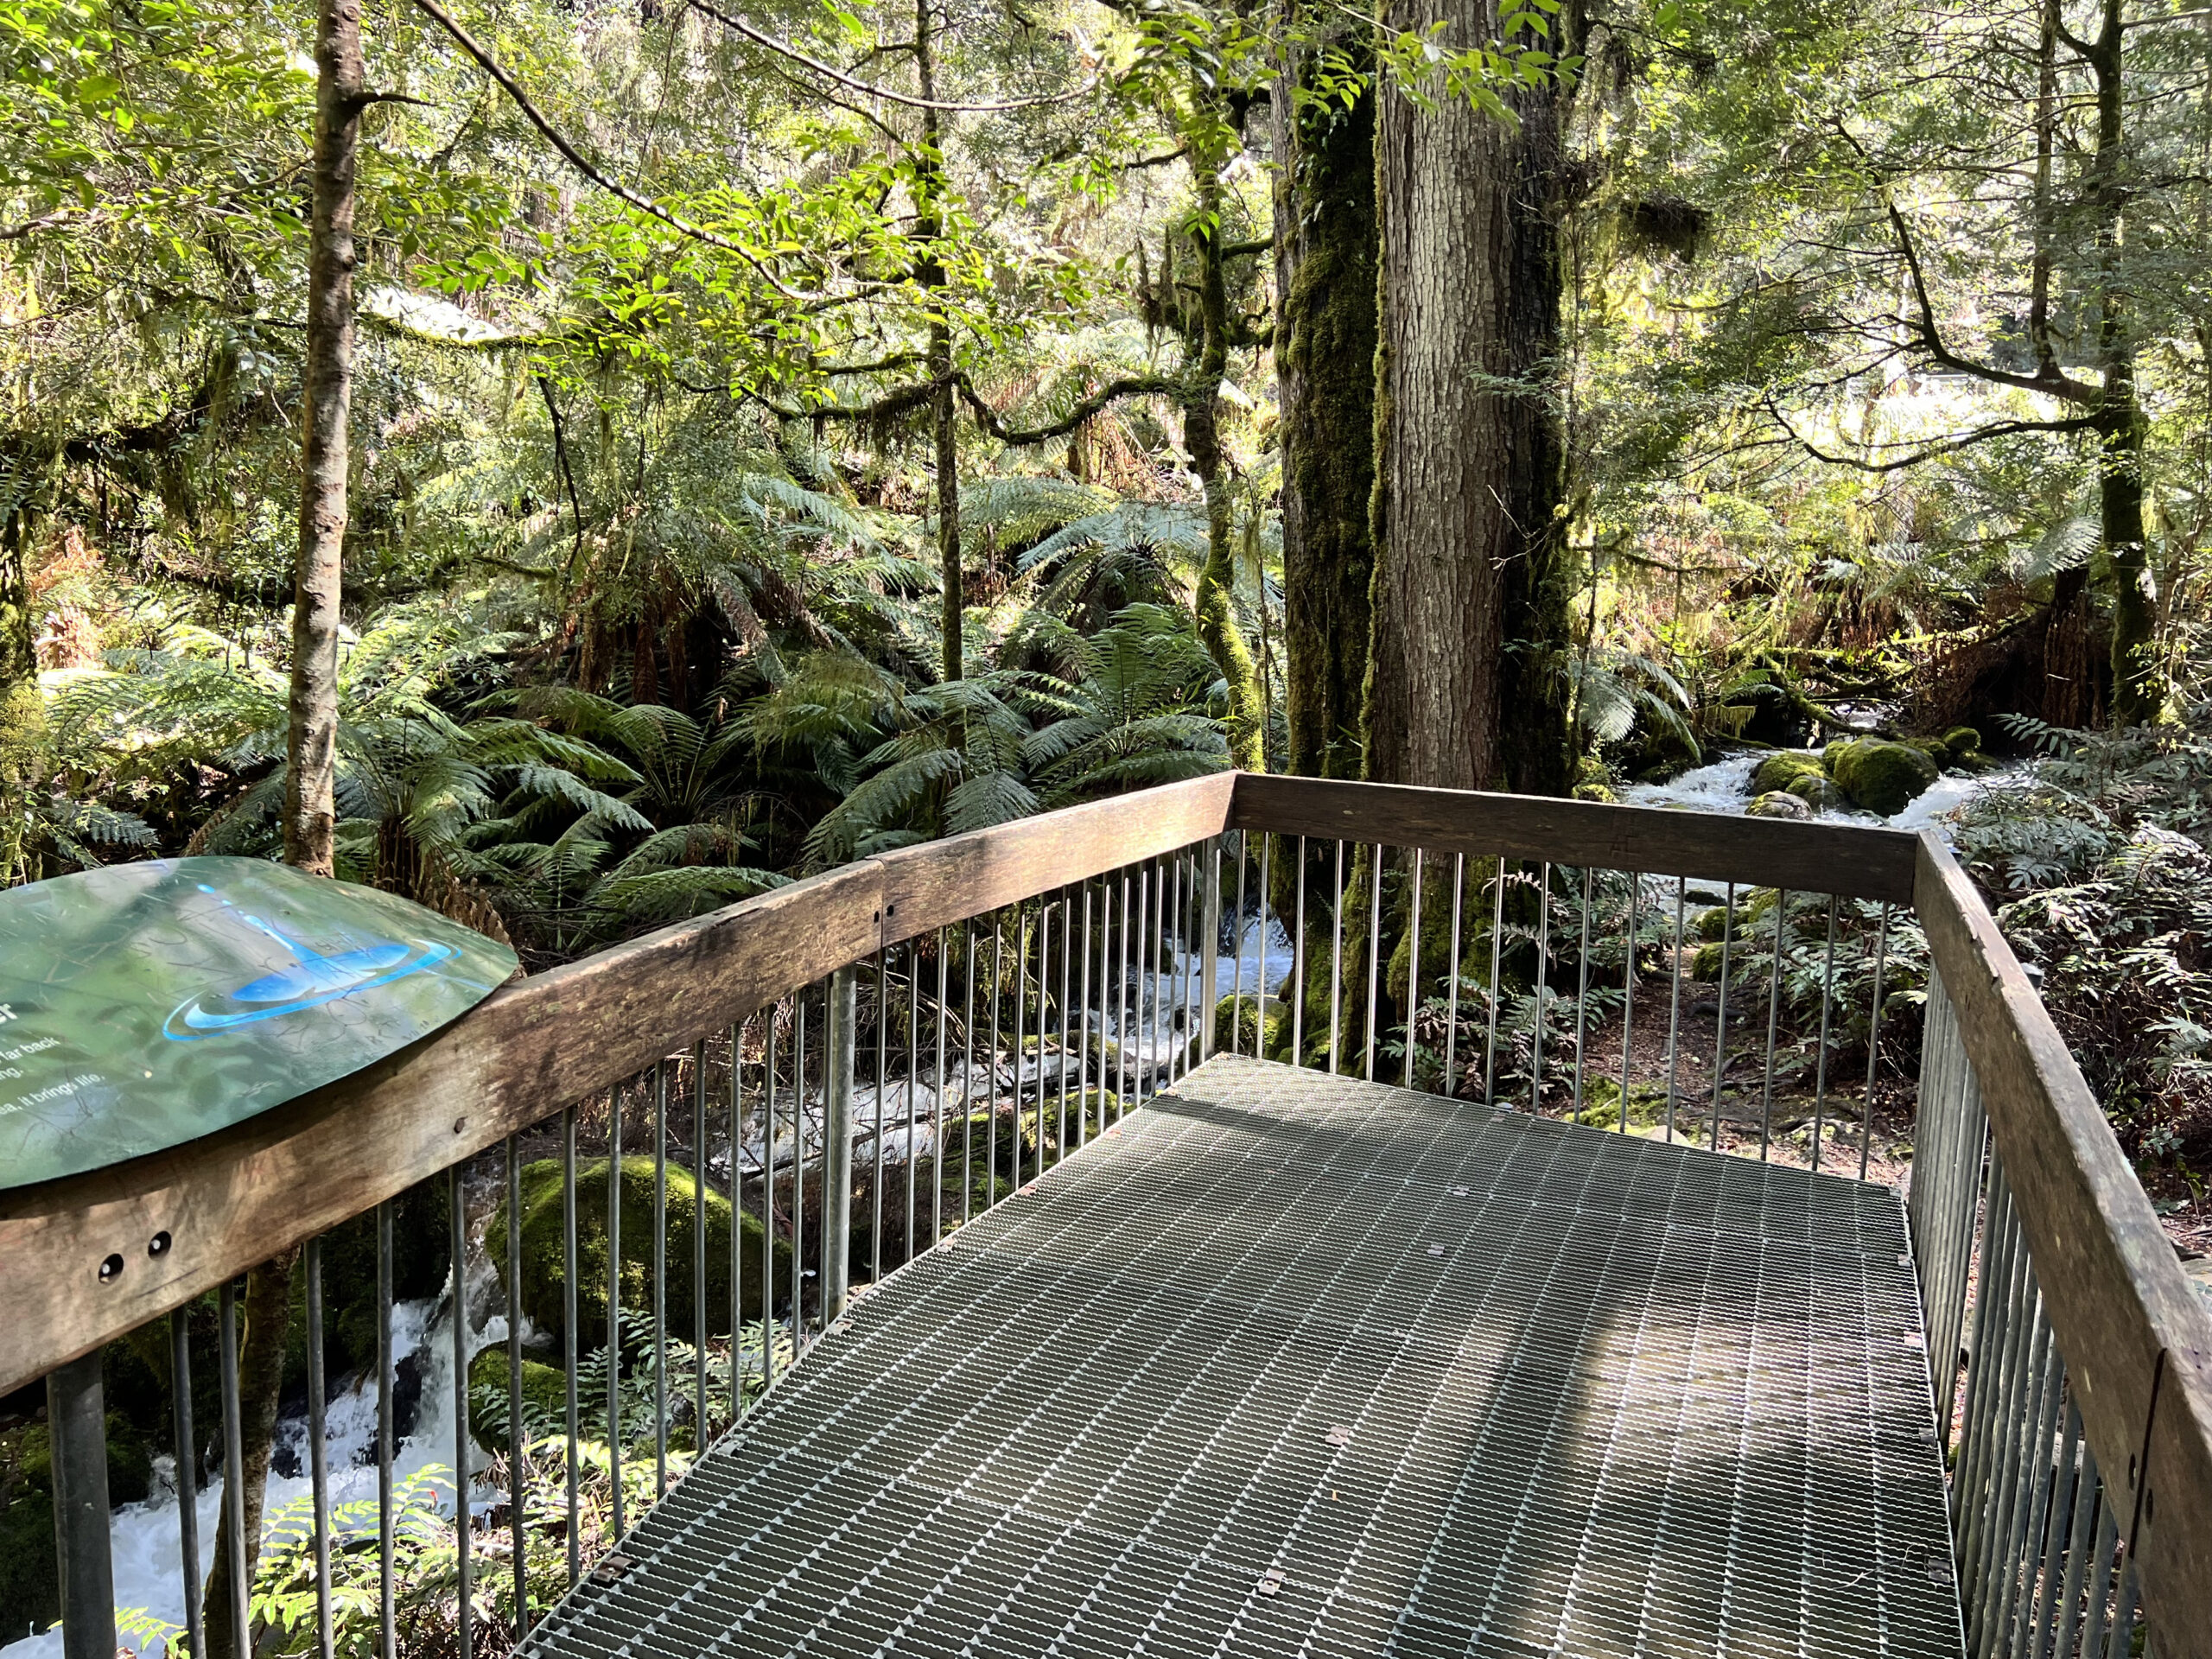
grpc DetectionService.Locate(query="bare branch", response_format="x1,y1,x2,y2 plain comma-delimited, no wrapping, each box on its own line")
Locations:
1764,392,2101,472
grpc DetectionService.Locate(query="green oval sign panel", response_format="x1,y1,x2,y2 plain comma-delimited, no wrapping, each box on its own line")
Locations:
0,857,518,1190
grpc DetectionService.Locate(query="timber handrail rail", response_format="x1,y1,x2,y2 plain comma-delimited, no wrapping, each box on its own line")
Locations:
0,772,1236,1395
1915,831,2212,1652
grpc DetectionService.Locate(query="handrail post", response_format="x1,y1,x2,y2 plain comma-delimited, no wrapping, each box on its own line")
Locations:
47,1351,116,1659
823,966,856,1319
1200,839,1222,1061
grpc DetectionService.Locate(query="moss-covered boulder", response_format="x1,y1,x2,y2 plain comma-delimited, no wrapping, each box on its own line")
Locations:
467,1347,572,1424
489,1157,791,1352
1942,726,1983,760
1830,739,1940,817
1746,790,1811,820
1785,772,1847,812
1750,751,1824,795
1214,993,1261,1052
1694,906,1732,943
1821,738,1852,772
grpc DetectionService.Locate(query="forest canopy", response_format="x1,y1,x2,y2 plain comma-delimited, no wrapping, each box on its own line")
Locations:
3,0,2209,1185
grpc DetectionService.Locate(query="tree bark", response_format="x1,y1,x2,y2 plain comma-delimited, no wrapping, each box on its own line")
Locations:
283,0,365,874
1364,0,1576,796
1184,92,1267,772
1275,22,1378,781
914,0,963,683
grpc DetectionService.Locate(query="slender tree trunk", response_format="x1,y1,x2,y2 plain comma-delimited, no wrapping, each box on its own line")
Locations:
1365,0,1577,795
1274,19,1378,781
915,0,963,683
0,475,35,697
2083,0,2155,723
283,0,365,873
1185,103,1267,772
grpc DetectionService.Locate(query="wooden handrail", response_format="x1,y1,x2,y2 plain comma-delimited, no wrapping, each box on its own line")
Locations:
1915,832,2212,1658
1231,773,1919,902
0,773,1236,1396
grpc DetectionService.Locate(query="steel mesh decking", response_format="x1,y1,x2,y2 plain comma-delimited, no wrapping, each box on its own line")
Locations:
527,1056,1963,1659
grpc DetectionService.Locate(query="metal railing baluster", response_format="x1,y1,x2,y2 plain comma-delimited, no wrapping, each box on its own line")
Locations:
1618,873,1638,1134
450,1161,474,1659
1405,849,1425,1091
1233,832,1249,1057
934,927,949,1235
1292,838,1307,1068
607,1084,623,1539
560,1111,578,1588
1529,862,1552,1112
378,1201,399,1642
1759,889,1788,1159
873,945,888,1275
824,966,856,1319
305,1236,332,1659
1709,881,1736,1150
1257,833,1274,1060
1573,867,1592,1116
988,916,1002,1205
1862,903,1891,1181
963,924,977,1221
1484,858,1506,1105
1058,887,1075,1151
504,1139,526,1638
652,1059,668,1497
906,938,920,1261
170,1306,205,1659
1662,878,1687,1142
794,996,809,1348
1810,896,1840,1171
1328,839,1344,1076
218,1279,248,1659
1443,853,1464,1096
692,1039,708,1448
1364,844,1382,1083
1075,890,1091,1146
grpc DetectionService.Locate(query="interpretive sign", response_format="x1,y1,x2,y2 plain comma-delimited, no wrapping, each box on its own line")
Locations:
0,856,518,1189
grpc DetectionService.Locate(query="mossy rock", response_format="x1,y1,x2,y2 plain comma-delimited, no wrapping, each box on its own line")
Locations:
1830,738,1939,817
1694,906,1732,944
1750,751,1823,795
467,1347,571,1423
489,1157,791,1352
1942,726,1982,760
1785,772,1847,812
1905,737,1951,769
1690,940,1730,981
1215,993,1261,1052
1821,739,1851,773
1745,791,1810,820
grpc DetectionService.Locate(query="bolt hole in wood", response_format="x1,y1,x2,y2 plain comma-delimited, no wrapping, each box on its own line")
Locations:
98,1252,123,1281
147,1230,169,1256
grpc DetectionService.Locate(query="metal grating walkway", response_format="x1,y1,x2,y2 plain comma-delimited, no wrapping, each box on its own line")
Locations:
529,1056,1964,1659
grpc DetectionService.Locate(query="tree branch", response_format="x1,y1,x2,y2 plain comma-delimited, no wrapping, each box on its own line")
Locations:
1764,393,2103,471
683,0,1096,111
955,372,1177,442
408,0,821,302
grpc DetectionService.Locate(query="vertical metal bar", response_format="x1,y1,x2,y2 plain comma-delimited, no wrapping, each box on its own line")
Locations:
2100,1551,2138,1659
1810,896,1840,1171
733,1022,748,1415
988,915,1003,1201
2022,1390,2081,1656
652,1059,668,1497
1014,904,1030,1185
378,1201,398,1644
824,966,856,1318
502,1141,525,1639
2078,1501,2120,1659
1484,858,1506,1105
1529,862,1552,1111
1663,878,1687,1142
1862,903,1891,1181
1443,853,1465,1096
450,1163,473,1659
1363,844,1382,1082
963,923,978,1220
1201,841,1222,1064
1256,833,1274,1059
607,1085,623,1538
1075,893,1091,1147
1405,849,1426,1090
1709,882,1737,1150
1115,873,1130,1118
218,1281,248,1659
48,1349,116,1659
1151,858,1166,1094
1328,839,1344,1075
170,1308,206,1659
302,1236,332,1659
2049,1445,2103,1659
1760,889,1789,1159
907,938,921,1259
559,1112,578,1588
1166,857,1182,1084
760,1016,779,1395
935,927,950,1233
691,1041,708,1447
1292,838,1308,1068
1059,887,1076,1153
791,998,809,1346
1233,831,1249,1056
1619,874,1639,1133
872,945,888,1274
1573,867,1594,1116
1955,1166,2018,1560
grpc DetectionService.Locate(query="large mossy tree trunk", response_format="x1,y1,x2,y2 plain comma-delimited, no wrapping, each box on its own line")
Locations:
1274,17,1377,783
1363,0,1577,798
